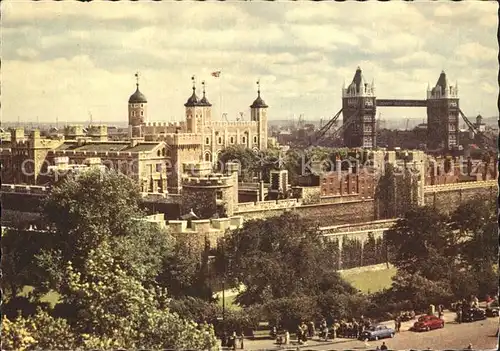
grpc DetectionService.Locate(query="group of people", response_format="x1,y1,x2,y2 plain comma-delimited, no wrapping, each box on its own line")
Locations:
454,295,480,324
220,331,244,350
274,316,377,345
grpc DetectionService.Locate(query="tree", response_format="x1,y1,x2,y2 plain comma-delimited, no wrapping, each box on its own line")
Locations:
451,197,497,267
37,169,173,290
218,146,257,181
1,229,54,298
59,242,218,350
388,271,453,312
1,308,77,350
157,236,213,299
263,296,319,331
384,206,451,277
217,213,356,306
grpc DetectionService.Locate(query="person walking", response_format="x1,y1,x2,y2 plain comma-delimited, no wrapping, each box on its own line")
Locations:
239,333,244,349
284,330,290,345
456,302,463,324
322,323,329,341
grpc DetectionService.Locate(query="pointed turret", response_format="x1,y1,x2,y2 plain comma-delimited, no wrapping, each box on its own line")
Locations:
199,81,212,106
250,80,268,108
185,76,200,107
435,70,449,94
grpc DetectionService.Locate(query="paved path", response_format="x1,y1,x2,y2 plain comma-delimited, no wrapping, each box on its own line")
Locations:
230,311,498,351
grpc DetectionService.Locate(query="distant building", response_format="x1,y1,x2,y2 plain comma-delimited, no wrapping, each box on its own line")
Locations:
426,71,460,150
342,67,377,149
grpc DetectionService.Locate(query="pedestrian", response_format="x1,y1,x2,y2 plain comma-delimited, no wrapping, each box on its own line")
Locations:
380,341,388,350
456,304,462,324
353,320,359,339
308,321,315,338
297,325,303,344
467,343,473,350
284,330,290,345
239,333,244,349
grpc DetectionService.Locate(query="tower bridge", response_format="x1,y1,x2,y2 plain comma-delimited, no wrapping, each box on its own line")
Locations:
311,68,491,151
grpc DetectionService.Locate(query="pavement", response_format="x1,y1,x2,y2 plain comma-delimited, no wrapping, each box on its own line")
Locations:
223,309,498,351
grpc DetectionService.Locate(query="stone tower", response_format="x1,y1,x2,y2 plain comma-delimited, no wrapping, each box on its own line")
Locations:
426,71,459,150
185,76,205,134
250,80,268,150
128,72,148,138
342,67,376,148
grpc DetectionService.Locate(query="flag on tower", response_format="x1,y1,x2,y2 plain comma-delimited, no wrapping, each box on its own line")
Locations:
211,71,221,78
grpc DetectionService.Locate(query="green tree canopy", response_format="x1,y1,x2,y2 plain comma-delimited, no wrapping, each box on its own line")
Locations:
384,206,452,278
37,169,173,290
217,213,356,306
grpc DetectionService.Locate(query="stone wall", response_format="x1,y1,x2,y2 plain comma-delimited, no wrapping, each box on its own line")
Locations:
236,199,375,226
424,181,496,214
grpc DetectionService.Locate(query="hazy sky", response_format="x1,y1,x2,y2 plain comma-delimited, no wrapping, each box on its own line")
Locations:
2,0,497,125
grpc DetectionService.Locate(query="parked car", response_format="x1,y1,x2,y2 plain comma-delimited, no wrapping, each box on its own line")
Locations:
411,315,444,332
359,325,395,341
462,307,487,322
485,300,499,317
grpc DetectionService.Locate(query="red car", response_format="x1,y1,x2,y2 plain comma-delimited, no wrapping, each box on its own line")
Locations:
412,315,444,332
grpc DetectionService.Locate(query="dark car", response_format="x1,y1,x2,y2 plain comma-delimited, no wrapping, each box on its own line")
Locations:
485,301,499,317
462,307,487,322
411,315,444,332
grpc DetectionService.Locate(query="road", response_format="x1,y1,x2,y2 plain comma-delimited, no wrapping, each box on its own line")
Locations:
242,316,498,351
288,318,497,351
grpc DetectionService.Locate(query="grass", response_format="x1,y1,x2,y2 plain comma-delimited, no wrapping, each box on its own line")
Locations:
216,294,241,311
341,266,397,294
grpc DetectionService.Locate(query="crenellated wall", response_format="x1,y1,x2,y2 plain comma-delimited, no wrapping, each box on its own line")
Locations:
424,180,496,214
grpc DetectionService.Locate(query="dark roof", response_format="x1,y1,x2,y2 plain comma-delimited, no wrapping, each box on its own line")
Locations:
250,92,268,108
185,88,200,107
347,66,364,94
432,71,448,94
129,86,148,103
199,93,212,107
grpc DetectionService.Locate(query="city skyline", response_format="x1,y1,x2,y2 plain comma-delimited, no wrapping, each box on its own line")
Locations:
2,1,497,124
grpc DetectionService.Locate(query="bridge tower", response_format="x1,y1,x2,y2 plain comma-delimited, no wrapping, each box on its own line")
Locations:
342,67,377,148
426,71,459,150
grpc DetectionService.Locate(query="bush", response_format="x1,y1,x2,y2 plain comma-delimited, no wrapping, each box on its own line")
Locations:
262,296,319,331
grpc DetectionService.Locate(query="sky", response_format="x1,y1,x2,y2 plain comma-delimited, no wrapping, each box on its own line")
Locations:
2,0,498,126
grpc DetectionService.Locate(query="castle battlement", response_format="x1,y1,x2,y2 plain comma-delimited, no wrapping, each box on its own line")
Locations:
209,121,258,127
236,198,302,212
1,184,48,195
166,216,244,233
182,174,233,187
144,121,186,127
164,133,202,145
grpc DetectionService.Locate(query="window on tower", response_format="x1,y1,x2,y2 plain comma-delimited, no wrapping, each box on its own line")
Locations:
218,137,222,144
230,137,234,144
206,137,210,145
254,136,258,143
242,136,246,144
141,111,144,116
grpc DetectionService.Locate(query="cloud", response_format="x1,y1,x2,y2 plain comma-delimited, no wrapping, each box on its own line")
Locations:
1,1,498,125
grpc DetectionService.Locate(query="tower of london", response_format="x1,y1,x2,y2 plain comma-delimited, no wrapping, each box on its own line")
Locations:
127,75,269,193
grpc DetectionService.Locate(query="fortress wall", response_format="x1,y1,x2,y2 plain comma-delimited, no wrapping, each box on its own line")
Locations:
424,182,496,214
235,199,375,226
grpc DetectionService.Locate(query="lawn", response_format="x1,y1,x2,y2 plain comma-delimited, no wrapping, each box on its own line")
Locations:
216,293,241,311
341,266,397,294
